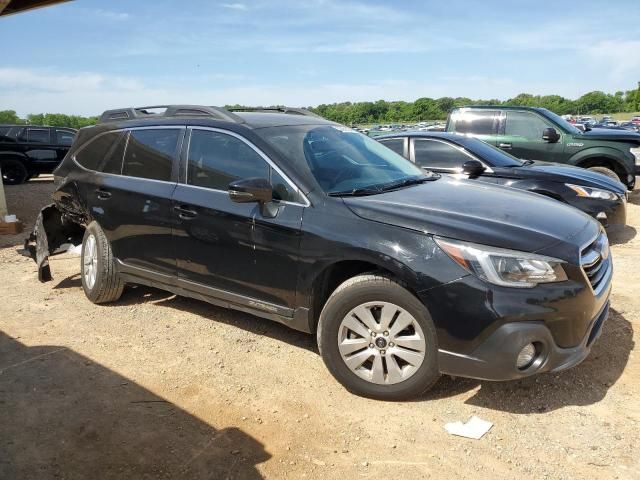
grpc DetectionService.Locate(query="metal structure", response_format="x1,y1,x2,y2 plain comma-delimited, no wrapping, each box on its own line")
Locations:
0,0,69,16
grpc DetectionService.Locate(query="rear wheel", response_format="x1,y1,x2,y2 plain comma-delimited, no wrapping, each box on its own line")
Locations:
81,222,124,304
317,274,439,400
588,166,620,182
1,158,29,185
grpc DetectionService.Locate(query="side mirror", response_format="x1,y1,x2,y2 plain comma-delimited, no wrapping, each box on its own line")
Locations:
228,178,273,204
462,160,486,177
542,127,560,143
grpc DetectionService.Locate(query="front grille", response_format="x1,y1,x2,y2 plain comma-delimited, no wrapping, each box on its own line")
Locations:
580,232,612,294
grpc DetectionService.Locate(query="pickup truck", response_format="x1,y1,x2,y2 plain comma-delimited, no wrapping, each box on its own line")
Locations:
446,106,640,189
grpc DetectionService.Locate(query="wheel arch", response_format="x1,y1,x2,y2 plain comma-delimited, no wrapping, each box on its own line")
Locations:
307,259,421,333
570,149,631,182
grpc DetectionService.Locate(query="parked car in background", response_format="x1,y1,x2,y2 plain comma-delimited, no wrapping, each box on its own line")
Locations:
0,125,77,184
619,121,640,133
631,116,640,126
579,116,597,127
377,132,627,227
446,106,640,189
26,105,611,400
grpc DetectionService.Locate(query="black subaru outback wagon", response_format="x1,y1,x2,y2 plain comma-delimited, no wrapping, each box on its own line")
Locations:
26,105,611,399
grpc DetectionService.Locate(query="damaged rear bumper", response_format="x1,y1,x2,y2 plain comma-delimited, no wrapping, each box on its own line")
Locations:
23,204,84,282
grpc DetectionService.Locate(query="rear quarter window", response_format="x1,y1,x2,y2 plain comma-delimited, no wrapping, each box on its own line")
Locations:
449,110,499,135
75,131,128,175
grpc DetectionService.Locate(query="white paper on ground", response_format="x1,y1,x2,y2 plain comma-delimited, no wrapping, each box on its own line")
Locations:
444,416,493,440
67,244,82,256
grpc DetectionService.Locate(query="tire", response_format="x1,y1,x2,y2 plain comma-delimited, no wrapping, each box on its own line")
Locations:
317,274,439,400
81,222,125,304
587,166,620,182
1,158,29,185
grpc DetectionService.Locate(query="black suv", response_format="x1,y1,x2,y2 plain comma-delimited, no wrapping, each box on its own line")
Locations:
27,105,611,399
0,125,77,184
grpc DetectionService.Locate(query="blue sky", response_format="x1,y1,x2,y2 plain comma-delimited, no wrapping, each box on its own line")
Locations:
1,0,639,116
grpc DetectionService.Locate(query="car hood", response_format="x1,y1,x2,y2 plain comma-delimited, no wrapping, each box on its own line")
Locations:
343,178,599,260
519,161,626,194
578,128,640,145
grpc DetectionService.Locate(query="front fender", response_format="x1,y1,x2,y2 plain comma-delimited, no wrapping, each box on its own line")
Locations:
568,146,632,174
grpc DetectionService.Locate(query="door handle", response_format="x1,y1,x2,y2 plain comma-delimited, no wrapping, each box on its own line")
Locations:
95,188,111,200
498,143,512,149
173,205,198,219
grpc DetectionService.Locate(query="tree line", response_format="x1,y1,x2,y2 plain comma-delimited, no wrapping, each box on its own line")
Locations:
2,83,639,128
313,84,640,125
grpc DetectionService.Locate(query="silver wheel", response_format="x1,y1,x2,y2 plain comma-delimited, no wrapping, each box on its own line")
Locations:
83,234,98,290
337,301,426,385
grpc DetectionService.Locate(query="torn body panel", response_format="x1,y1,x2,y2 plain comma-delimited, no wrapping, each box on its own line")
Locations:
24,204,85,282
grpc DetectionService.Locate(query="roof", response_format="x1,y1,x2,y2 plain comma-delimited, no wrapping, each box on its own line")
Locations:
376,131,462,141
97,105,334,129
235,112,335,128
454,105,546,112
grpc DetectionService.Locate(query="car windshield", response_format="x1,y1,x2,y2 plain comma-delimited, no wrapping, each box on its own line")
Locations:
255,124,428,195
539,108,582,135
455,136,525,167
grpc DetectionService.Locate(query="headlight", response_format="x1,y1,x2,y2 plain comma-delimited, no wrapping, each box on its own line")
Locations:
435,238,568,288
565,184,618,201
631,147,640,165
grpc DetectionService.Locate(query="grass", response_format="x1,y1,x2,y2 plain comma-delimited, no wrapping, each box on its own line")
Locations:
608,112,640,121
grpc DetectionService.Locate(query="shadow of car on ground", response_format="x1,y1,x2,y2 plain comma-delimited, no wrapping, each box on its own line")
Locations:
52,277,633,414
422,308,633,413
0,332,270,479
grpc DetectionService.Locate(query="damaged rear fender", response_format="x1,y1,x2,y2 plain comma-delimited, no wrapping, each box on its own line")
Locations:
23,204,85,282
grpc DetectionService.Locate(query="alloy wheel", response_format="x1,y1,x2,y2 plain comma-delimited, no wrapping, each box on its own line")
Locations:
337,301,426,385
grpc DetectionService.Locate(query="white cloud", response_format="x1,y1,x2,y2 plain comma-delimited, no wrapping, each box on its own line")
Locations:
94,9,131,21
0,68,142,94
583,40,640,83
221,3,248,11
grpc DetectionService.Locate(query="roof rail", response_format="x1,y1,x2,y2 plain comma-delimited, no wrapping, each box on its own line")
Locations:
227,106,322,118
98,105,246,124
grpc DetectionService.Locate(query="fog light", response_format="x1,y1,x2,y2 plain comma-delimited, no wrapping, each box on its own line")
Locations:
596,212,607,220
516,343,537,370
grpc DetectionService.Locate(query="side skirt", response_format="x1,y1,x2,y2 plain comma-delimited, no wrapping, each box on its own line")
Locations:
116,260,312,333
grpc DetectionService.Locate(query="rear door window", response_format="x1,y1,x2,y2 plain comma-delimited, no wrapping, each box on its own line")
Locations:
378,138,406,157
27,128,51,144
76,131,128,174
413,139,472,170
450,110,498,135
122,129,181,181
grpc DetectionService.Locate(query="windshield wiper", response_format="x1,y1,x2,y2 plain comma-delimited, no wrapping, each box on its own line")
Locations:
379,175,438,192
328,186,382,197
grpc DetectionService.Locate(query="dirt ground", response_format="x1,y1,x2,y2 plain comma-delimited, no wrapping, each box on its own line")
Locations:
0,176,638,480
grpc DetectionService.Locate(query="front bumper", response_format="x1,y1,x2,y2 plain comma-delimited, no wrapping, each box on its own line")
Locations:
437,302,609,381
598,195,627,227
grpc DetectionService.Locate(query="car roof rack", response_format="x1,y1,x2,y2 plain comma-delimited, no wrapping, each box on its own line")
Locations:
98,105,246,124
227,106,322,118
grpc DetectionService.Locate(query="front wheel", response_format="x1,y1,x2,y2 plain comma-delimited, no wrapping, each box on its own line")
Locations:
81,222,124,304
317,274,439,400
587,166,620,182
